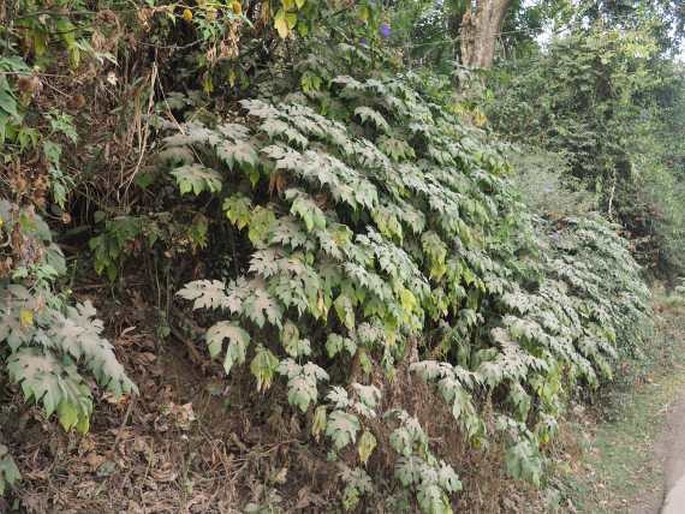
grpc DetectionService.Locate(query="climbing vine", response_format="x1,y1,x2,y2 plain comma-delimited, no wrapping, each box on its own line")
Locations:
165,73,650,510
0,0,659,509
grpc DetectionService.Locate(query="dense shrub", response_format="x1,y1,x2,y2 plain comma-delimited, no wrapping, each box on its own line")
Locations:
0,1,663,509
485,27,685,277
163,74,650,510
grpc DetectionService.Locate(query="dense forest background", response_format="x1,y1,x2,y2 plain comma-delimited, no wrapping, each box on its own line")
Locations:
0,0,684,512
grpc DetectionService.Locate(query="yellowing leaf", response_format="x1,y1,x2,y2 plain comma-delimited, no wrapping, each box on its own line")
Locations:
274,9,290,38
334,294,355,330
358,430,377,465
312,405,327,441
76,415,90,434
19,309,33,328
250,345,279,391
57,401,79,431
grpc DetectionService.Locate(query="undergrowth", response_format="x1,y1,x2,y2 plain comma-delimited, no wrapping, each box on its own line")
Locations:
0,1,659,510
0,200,136,493
160,73,651,511
548,290,685,513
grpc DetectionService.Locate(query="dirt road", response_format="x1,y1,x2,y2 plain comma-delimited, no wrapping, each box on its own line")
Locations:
658,394,685,513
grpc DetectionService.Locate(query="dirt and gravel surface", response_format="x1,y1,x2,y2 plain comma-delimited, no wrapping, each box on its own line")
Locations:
657,393,685,514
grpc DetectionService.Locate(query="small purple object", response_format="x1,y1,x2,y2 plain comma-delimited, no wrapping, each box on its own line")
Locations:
379,22,391,38
360,37,369,47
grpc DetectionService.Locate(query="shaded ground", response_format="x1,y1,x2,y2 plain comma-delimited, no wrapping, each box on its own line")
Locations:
1,287,337,513
3,291,243,513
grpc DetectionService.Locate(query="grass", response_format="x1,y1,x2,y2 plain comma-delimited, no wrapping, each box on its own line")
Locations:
545,291,685,513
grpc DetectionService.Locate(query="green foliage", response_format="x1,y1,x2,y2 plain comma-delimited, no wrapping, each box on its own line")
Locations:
250,344,280,392
171,164,223,196
340,465,374,511
0,0,665,509
0,200,136,493
89,216,145,282
0,444,20,496
0,3,138,490
389,410,462,513
206,321,250,374
167,72,650,509
89,212,208,282
486,25,685,276
0,1,108,208
326,409,361,452
506,146,598,217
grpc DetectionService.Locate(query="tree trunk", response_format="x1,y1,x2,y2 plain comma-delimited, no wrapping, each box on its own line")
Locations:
459,0,513,69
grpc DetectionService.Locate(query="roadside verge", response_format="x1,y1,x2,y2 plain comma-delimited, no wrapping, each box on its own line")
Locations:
548,290,685,513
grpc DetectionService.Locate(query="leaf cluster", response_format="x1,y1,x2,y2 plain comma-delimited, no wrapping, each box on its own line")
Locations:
168,73,650,511
0,201,136,494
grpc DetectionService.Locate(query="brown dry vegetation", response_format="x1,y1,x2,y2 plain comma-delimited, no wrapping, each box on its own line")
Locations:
0,280,547,513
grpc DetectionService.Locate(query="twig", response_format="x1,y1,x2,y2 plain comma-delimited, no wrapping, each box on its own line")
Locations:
112,396,136,452
123,60,158,196
170,325,204,366
72,281,145,291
